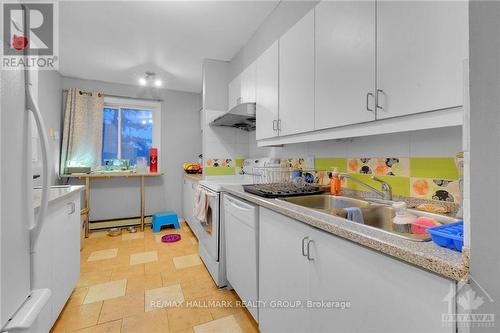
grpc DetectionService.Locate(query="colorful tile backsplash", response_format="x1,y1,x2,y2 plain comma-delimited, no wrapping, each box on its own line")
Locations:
347,158,410,177
203,155,460,204
320,156,460,203
204,158,235,176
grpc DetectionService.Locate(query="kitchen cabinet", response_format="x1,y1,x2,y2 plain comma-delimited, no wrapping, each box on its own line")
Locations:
259,207,455,333
228,62,256,111
33,193,81,332
183,177,200,239
376,0,468,119
241,63,256,104
279,9,315,136
224,194,259,321
259,208,311,332
255,1,466,146
315,1,376,129
255,41,279,140
228,75,241,111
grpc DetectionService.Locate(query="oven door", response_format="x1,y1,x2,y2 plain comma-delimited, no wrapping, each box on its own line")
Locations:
196,186,219,261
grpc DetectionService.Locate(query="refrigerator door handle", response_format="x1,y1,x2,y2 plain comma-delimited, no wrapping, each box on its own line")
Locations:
25,76,52,252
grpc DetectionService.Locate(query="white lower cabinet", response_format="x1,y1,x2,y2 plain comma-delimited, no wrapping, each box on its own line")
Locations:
33,194,81,332
259,207,456,333
183,177,200,239
259,207,311,333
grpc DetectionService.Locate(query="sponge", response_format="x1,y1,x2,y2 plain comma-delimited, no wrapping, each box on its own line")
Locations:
411,217,440,235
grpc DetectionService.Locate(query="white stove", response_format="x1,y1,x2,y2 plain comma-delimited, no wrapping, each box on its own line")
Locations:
195,158,279,287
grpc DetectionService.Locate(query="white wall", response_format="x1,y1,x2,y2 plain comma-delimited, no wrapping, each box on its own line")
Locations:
202,59,229,111
203,109,249,164
468,1,500,327
33,70,62,186
62,77,202,221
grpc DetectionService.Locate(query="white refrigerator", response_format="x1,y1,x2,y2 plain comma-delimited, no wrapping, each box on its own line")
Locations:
1,39,52,333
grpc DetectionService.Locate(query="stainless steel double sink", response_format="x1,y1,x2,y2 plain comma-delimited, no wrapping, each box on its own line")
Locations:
278,194,460,242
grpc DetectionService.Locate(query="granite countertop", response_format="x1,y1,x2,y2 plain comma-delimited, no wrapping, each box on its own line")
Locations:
33,185,85,213
222,185,468,282
184,173,203,181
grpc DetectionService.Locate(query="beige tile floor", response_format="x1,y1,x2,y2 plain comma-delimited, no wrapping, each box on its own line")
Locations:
51,221,259,333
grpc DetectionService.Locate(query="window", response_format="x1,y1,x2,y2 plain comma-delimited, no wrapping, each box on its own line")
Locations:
101,97,161,167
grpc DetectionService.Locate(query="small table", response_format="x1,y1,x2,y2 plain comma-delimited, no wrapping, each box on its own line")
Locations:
61,172,163,234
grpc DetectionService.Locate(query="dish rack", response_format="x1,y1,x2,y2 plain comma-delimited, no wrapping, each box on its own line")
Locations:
243,167,323,198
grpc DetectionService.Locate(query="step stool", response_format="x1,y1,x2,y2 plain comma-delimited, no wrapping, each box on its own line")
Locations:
151,211,180,233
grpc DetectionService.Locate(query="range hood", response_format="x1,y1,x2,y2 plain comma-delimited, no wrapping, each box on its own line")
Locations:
209,102,256,131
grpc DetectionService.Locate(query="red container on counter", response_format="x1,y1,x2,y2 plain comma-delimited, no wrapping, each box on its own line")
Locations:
149,148,158,173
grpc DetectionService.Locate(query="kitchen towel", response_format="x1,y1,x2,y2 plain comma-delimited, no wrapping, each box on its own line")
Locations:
193,186,208,222
345,207,364,224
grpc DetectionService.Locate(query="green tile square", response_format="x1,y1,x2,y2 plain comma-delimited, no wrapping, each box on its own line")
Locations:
204,167,236,176
314,158,347,172
410,158,459,180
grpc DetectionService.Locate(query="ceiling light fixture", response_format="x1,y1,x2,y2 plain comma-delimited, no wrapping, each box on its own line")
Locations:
138,72,162,88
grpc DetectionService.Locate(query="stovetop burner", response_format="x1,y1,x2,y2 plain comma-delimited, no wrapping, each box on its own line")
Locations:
243,184,322,198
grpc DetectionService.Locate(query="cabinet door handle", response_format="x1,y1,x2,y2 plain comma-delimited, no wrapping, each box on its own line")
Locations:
272,120,277,131
366,92,374,112
302,236,309,257
67,202,76,215
277,119,282,131
376,89,385,111
307,239,314,261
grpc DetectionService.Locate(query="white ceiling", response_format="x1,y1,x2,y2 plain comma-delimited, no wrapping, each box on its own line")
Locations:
59,1,278,93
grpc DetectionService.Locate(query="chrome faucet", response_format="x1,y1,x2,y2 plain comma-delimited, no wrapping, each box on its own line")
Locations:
340,174,393,201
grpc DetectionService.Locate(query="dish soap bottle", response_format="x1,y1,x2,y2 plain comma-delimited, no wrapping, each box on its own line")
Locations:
330,168,342,196
392,202,417,233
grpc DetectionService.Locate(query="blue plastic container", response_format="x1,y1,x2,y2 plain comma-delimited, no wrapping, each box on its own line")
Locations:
427,221,464,252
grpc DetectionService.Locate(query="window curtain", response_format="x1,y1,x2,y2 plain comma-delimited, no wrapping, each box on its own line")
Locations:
60,88,104,174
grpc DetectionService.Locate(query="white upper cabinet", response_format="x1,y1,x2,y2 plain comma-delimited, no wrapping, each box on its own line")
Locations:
228,75,241,111
228,62,256,111
279,9,315,136
240,63,256,104
376,0,468,119
256,41,279,140
315,1,376,129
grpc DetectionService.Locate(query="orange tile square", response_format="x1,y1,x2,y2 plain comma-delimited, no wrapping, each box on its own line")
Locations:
126,274,163,295
111,264,145,280
51,302,102,332
98,292,145,324
166,305,213,332
121,310,170,333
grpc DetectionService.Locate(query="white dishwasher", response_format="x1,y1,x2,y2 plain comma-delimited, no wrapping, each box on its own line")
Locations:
223,194,259,322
